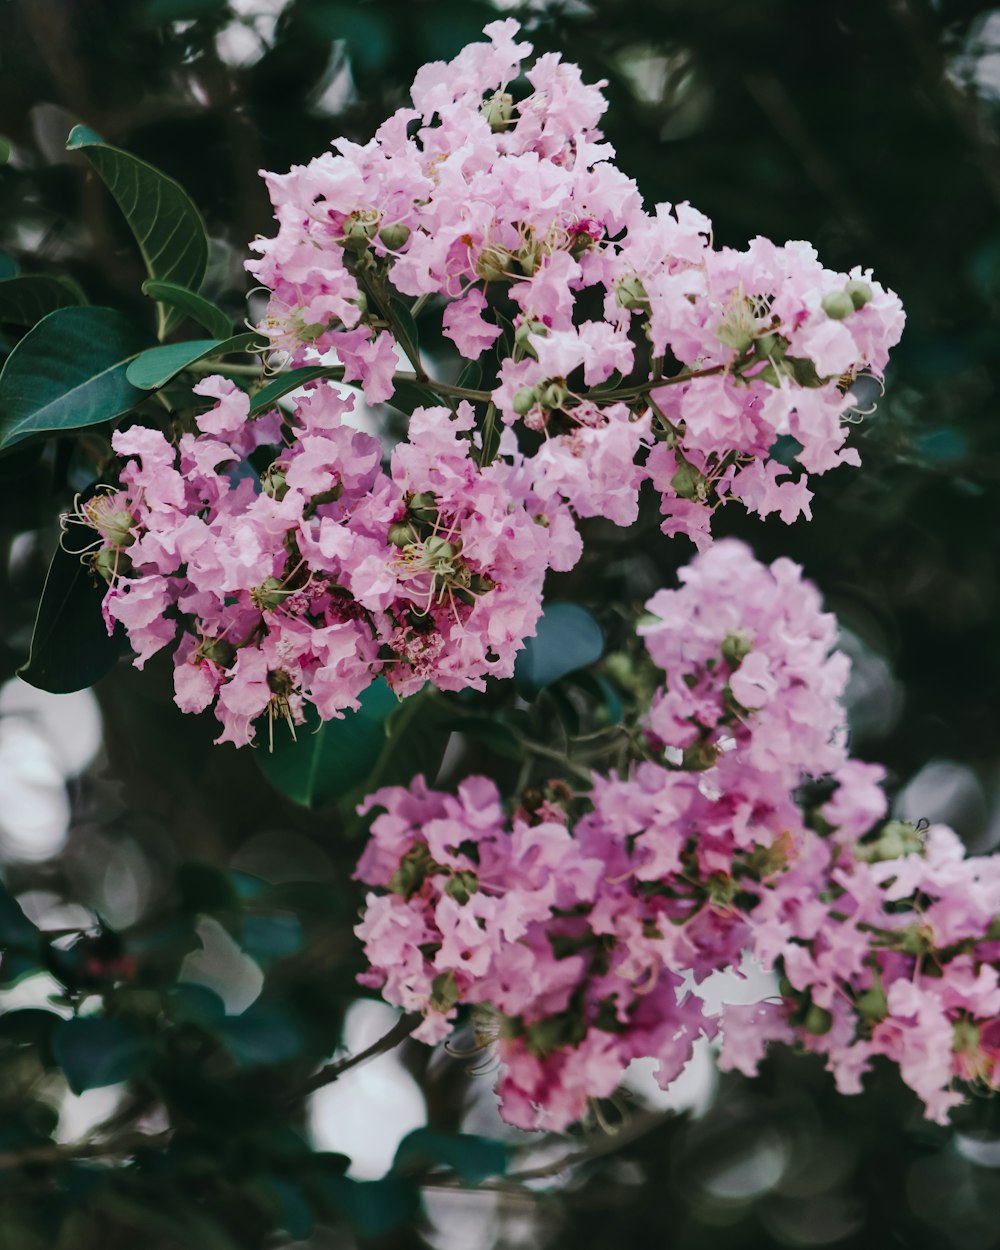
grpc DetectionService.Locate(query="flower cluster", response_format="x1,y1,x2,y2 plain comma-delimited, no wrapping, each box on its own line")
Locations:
355,542,1000,1131
249,19,904,546
70,378,572,745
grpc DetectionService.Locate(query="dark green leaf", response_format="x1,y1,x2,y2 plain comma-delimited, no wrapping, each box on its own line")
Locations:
514,603,604,695
0,137,10,165
53,1017,153,1093
261,1176,314,1241
315,1174,420,1238
241,914,303,961
66,125,209,338
389,295,421,364
0,276,87,328
215,1002,303,1067
478,403,501,466
248,366,331,415
0,306,148,449
386,378,440,417
393,1127,509,1184
18,536,128,693
256,677,400,807
456,360,483,390
176,863,241,915
125,333,263,390
346,686,451,803
0,1008,61,1050
166,984,227,1028
0,253,19,280
141,280,232,340
142,0,227,22
299,3,395,73
0,882,40,952
443,715,521,759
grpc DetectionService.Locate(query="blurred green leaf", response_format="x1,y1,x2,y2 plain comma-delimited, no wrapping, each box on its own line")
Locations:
514,603,604,695
125,332,263,390
176,863,241,915
241,914,303,961
141,280,232,340
0,275,87,327
18,536,127,693
53,1017,153,1093
216,1001,303,1067
142,0,227,22
256,677,400,807
0,306,148,449
442,714,521,759
316,1173,420,1238
0,253,19,280
0,137,10,165
166,984,227,1028
393,1127,509,1184
299,3,395,72
66,125,210,338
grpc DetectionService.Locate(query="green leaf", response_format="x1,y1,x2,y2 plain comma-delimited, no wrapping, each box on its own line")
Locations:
125,332,263,390
53,1017,153,1093
514,602,604,695
241,914,303,962
0,882,40,952
0,275,86,327
0,253,19,280
166,984,227,1028
388,295,421,364
66,125,209,338
0,306,148,449
442,714,521,759
142,0,227,22
176,863,241,915
393,1127,509,1184
248,366,332,415
0,137,10,165
215,1002,303,1067
344,687,451,807
18,536,128,693
299,3,395,73
315,1174,419,1238
141,280,232,340
256,677,400,807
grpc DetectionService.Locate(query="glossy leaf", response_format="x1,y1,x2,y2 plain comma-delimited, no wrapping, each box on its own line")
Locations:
394,1127,509,1184
0,275,87,327
514,602,604,695
18,536,127,693
256,677,400,807
66,125,209,338
142,280,232,340
125,332,263,390
0,306,148,449
248,365,331,415
241,914,303,961
53,1017,153,1093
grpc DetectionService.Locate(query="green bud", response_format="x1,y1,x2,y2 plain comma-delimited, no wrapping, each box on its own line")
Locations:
670,459,706,501
378,221,411,251
408,491,439,525
721,630,753,667
262,466,288,501
444,870,479,906
388,521,413,547
682,738,719,771
953,1019,981,1053
539,381,568,411
753,332,785,360
855,981,888,1021
475,246,510,282
200,637,237,669
821,290,855,320
512,386,539,416
480,90,515,132
615,273,649,311
90,547,125,582
341,210,380,253
252,577,290,611
716,324,754,354
804,1004,833,1036
424,535,458,562
429,971,459,1013
844,278,873,310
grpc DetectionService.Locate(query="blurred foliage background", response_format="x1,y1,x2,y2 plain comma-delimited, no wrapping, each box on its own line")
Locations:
2,0,1000,1246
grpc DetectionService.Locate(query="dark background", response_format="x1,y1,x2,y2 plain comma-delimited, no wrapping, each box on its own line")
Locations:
2,1,1000,1246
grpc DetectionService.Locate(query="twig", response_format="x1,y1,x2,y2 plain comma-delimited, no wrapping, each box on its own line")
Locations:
286,1012,421,1103
0,1130,172,1172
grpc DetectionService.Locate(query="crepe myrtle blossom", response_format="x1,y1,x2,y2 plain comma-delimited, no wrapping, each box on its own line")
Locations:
249,19,903,544
71,381,570,746
355,544,1000,1131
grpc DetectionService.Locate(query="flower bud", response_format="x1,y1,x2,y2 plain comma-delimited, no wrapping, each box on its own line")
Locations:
512,386,539,416
844,278,873,310
475,246,510,282
424,535,458,562
480,90,515,132
804,1004,833,1036
90,547,124,582
444,869,479,906
721,630,752,667
262,465,288,501
539,381,568,411
379,222,411,251
252,577,290,611
407,491,438,525
615,273,649,311
200,637,237,668
670,459,707,502
855,981,888,1021
341,209,380,253
821,290,855,320
388,521,413,547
